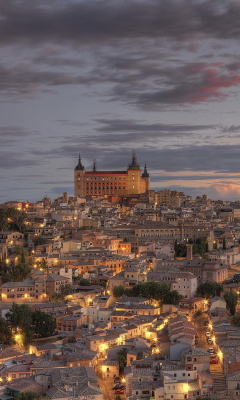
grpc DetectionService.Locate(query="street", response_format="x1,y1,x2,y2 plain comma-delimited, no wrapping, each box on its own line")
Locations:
96,358,126,400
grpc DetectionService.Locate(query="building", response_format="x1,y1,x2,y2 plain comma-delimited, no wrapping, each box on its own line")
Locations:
74,152,150,197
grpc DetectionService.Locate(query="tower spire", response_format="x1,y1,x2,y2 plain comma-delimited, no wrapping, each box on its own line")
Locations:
142,163,149,177
93,159,97,171
128,151,140,169
75,154,85,170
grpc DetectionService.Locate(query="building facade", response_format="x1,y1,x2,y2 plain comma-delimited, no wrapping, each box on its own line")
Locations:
74,153,150,197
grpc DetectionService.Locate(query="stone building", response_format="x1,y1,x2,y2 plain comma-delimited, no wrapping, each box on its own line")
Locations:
74,152,150,197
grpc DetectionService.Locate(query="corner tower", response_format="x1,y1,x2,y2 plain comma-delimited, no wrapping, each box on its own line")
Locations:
142,163,150,191
126,152,142,195
74,154,85,197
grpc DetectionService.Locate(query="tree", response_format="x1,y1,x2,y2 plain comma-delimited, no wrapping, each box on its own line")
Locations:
113,285,125,298
117,348,127,375
2,261,31,283
196,282,222,298
174,242,187,258
126,281,171,301
32,310,56,338
233,313,240,326
224,291,238,315
79,278,90,286
1,208,27,233
60,284,73,297
50,284,73,302
162,290,184,305
231,274,240,283
11,246,29,264
15,391,40,400
33,236,47,246
222,237,227,250
0,317,12,344
6,303,34,346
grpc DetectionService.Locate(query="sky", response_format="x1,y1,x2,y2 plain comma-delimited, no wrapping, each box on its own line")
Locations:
1,0,240,202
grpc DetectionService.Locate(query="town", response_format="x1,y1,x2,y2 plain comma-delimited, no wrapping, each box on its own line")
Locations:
1,155,240,400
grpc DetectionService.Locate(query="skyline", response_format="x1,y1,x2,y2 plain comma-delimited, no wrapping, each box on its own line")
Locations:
1,0,240,202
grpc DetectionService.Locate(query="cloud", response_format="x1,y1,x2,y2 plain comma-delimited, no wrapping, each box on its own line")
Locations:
209,183,240,199
94,119,215,134
1,1,240,46
0,151,41,168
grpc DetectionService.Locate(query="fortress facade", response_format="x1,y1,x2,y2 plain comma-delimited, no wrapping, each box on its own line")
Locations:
74,153,150,198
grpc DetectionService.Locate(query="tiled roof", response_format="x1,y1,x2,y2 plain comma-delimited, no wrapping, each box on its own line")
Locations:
47,273,69,282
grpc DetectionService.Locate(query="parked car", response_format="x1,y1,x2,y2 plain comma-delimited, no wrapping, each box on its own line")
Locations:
206,331,211,337
115,389,124,394
114,376,121,383
113,384,124,390
195,338,198,345
207,338,213,344
204,321,209,326
210,358,218,364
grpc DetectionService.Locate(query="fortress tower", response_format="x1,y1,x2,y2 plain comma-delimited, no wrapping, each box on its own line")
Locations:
74,152,150,198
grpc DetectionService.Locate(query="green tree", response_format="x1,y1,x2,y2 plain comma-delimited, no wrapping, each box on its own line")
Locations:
60,284,73,297
233,313,240,326
117,348,127,375
33,236,47,246
193,237,209,256
162,290,184,305
113,285,125,298
12,263,32,282
4,208,27,232
50,284,73,302
6,303,34,346
15,391,40,400
0,317,12,344
196,282,222,298
222,237,227,250
224,291,238,315
231,274,240,283
50,292,64,302
174,243,187,258
126,281,171,301
12,246,29,264
32,310,56,338
79,278,90,286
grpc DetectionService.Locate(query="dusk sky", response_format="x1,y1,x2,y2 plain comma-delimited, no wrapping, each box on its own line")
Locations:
1,0,240,202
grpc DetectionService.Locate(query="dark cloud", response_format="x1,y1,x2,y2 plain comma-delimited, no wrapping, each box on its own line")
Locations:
0,151,41,168
0,1,239,108
150,174,240,183
221,125,240,133
0,62,98,95
0,1,240,46
0,126,31,137
94,119,215,134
